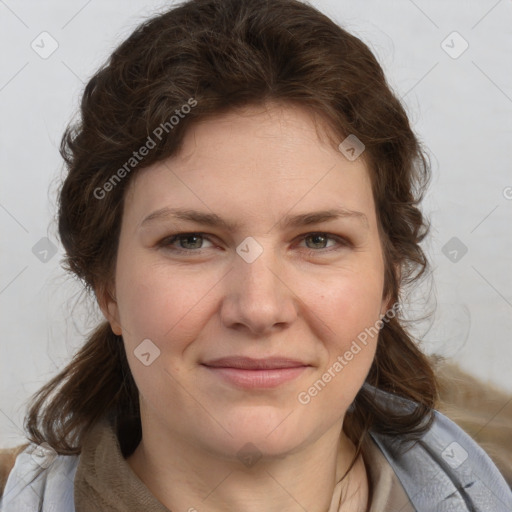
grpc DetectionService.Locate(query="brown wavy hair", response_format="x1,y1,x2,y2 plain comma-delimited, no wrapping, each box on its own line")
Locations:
24,0,437,462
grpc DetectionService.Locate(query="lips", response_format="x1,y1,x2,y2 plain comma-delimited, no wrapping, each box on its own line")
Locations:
202,356,309,370
201,357,311,389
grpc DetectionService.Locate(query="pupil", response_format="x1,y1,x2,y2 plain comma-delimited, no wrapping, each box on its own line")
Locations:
183,235,201,249
310,234,326,248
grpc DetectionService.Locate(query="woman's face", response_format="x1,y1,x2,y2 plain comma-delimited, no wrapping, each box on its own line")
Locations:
103,102,389,459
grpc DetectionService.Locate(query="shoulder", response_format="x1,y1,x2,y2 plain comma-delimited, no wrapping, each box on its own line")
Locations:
368,386,512,511
0,444,29,498
435,359,512,486
0,442,79,510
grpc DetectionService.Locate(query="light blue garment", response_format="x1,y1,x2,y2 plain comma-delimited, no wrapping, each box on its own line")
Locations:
368,387,512,511
1,386,511,511
0,442,78,511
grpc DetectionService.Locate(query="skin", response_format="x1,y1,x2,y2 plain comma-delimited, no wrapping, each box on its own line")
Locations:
100,102,390,512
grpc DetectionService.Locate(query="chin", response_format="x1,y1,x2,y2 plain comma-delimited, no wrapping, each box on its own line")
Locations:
208,406,318,460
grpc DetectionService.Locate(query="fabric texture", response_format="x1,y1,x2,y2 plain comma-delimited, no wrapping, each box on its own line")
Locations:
73,415,169,512
0,416,414,512
362,437,415,512
73,415,414,512
0,442,78,511
1,385,512,511
368,385,512,511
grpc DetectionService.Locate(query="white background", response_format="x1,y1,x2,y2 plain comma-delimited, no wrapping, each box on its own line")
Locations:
1,0,511,447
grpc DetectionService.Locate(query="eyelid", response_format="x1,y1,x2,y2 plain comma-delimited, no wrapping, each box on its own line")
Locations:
158,232,216,252
298,233,353,258
157,231,352,255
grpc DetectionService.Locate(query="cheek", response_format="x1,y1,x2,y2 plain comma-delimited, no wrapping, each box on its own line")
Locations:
309,264,384,381
113,259,216,404
316,266,384,335
292,271,384,424
114,256,216,346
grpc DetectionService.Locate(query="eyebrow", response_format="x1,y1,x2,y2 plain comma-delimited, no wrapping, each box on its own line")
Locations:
140,207,368,231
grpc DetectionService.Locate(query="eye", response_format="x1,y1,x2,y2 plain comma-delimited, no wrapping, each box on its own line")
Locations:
157,231,350,257
158,233,215,253
298,232,350,254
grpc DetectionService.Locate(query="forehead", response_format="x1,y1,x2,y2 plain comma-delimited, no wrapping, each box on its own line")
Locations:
123,103,375,229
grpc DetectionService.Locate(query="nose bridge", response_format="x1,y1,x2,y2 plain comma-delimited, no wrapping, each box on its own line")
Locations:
239,242,278,290
221,236,296,333
236,236,282,300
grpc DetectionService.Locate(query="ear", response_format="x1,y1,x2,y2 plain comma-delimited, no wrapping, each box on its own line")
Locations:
380,293,394,318
96,282,123,336
380,262,401,317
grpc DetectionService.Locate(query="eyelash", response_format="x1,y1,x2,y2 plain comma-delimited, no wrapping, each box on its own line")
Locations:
157,232,351,256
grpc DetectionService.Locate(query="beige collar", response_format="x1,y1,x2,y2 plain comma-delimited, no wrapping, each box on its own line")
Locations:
74,416,412,512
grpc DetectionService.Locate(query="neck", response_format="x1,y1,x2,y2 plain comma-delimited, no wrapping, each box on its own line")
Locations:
126,419,368,512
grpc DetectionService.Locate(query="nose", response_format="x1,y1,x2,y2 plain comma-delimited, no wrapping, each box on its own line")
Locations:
220,241,298,336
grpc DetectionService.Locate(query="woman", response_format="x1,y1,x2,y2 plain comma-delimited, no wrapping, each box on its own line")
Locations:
1,0,511,510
